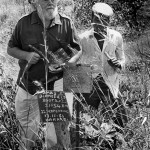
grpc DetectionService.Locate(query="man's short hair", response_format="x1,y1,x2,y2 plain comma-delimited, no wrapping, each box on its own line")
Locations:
92,3,113,17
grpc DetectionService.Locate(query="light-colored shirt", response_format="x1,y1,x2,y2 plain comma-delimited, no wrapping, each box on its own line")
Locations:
79,27,125,98
79,28,103,78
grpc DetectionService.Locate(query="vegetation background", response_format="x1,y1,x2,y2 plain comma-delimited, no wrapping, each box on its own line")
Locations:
1,0,150,149
0,0,150,80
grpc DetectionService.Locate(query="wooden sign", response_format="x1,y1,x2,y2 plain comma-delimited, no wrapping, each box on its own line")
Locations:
63,64,92,93
37,91,71,122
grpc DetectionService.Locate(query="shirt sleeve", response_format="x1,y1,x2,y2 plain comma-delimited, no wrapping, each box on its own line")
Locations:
69,21,81,52
116,33,125,67
8,20,22,49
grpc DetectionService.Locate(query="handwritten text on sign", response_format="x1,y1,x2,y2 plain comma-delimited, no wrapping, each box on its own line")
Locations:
38,91,71,122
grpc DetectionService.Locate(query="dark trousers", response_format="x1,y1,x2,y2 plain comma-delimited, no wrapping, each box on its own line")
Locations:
81,74,127,128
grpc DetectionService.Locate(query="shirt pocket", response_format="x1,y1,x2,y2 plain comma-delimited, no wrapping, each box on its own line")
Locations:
22,38,39,52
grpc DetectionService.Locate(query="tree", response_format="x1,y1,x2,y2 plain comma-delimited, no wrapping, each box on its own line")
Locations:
74,0,150,38
112,0,149,37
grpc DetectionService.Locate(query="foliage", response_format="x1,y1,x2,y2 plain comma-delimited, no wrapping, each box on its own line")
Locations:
0,61,46,150
1,0,150,150
112,0,149,40
1,0,149,41
73,0,93,30
2,61,150,150
0,0,31,44
68,60,150,150
0,63,20,150
73,0,150,38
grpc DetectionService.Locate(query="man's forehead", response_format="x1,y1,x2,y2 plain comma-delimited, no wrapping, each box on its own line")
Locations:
92,3,113,17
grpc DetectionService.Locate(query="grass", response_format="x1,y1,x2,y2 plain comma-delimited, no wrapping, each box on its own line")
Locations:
1,66,150,149
0,0,32,81
1,0,150,150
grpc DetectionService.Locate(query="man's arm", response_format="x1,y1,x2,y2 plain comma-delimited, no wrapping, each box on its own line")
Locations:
67,21,82,65
115,33,125,68
108,32,125,69
7,20,40,65
7,46,40,65
68,49,82,64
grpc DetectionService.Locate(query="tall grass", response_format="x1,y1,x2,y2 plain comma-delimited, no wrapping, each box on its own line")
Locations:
1,1,150,150
0,0,32,80
0,0,31,43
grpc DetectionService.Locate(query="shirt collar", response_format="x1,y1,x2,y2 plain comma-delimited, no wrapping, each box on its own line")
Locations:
89,27,108,39
89,28,95,38
31,11,62,26
50,13,62,27
31,11,42,25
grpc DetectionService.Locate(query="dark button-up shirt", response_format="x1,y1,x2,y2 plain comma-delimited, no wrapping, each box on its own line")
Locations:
8,11,81,94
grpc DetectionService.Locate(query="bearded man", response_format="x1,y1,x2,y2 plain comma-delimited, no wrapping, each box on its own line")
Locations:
7,0,82,149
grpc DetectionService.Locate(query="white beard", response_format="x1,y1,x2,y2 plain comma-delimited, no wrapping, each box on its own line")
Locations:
45,7,58,20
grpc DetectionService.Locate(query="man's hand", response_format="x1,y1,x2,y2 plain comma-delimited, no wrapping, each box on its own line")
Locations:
48,65,63,73
26,52,41,65
61,61,76,69
108,58,121,69
48,61,77,73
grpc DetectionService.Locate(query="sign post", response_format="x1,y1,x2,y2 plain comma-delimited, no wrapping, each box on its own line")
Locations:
38,91,71,122
37,64,92,150
63,64,92,150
